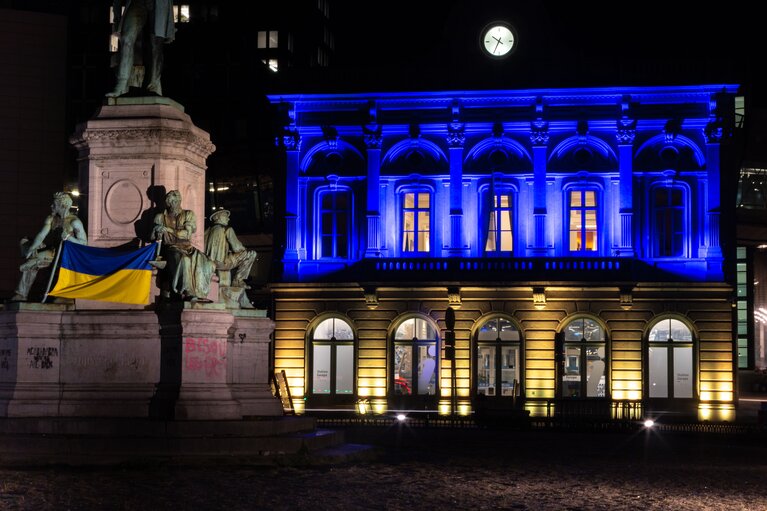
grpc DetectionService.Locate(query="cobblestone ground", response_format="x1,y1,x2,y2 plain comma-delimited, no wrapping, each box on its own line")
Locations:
1,427,766,510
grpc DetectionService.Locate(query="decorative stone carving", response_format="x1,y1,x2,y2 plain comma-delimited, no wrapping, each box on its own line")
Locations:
616,119,637,145
448,287,462,309
530,121,550,146
364,287,379,309
446,124,465,148
533,287,546,310
704,121,724,144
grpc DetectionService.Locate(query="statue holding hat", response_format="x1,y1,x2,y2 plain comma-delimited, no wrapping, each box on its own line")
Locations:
204,209,257,296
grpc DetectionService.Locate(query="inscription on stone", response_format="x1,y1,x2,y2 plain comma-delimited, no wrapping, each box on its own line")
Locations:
0,349,10,370
27,347,58,369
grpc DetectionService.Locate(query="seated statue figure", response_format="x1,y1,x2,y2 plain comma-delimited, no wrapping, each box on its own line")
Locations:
152,190,215,301
204,209,257,308
11,192,87,302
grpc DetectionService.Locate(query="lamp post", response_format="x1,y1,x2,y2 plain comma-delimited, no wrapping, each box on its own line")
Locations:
445,307,457,416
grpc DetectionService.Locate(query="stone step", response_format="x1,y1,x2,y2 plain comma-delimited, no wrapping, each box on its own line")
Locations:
0,417,357,466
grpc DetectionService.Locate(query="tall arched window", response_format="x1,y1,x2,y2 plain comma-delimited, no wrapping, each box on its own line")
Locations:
561,317,607,398
647,317,694,399
309,317,355,398
392,317,438,396
475,316,521,397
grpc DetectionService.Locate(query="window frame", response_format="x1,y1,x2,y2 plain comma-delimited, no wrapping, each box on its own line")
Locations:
315,187,353,261
307,315,356,402
645,316,697,400
399,189,433,255
481,184,516,256
558,315,609,399
474,315,522,398
390,315,440,398
649,183,689,259
564,186,601,255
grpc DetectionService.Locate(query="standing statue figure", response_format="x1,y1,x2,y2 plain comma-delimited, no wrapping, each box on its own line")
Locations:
106,0,175,97
11,192,87,302
204,210,257,289
152,190,215,301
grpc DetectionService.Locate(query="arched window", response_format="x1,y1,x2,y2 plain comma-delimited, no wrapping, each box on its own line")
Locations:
309,317,355,398
392,317,438,396
561,317,607,398
475,316,521,397
647,317,694,399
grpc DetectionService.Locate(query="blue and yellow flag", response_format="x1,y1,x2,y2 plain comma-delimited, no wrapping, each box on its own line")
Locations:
49,242,157,304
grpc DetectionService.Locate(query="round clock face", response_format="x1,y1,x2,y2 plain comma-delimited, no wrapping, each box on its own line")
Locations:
481,23,516,58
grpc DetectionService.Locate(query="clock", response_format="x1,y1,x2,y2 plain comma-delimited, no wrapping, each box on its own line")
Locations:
481,22,517,58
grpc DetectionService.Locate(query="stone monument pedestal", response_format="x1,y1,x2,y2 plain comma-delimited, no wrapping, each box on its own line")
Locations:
229,310,282,416
70,97,215,249
0,304,278,420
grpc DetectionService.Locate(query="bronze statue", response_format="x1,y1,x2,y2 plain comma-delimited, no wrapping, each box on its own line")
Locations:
106,0,175,97
11,192,87,302
152,190,214,301
204,209,257,289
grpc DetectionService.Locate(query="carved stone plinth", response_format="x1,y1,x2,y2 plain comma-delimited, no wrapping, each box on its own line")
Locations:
0,306,279,420
70,97,215,248
228,310,281,416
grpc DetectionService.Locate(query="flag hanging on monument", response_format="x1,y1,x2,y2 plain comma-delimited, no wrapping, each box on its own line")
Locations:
49,241,158,304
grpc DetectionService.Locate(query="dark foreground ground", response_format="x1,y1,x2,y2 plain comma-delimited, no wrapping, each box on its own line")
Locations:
1,425,766,511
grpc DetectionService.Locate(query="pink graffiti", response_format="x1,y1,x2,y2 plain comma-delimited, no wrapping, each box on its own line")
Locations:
184,338,225,377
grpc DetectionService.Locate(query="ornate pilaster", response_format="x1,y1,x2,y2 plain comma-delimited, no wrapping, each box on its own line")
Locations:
530,120,549,255
279,129,302,263
364,125,383,257
615,119,636,257
703,120,723,263
447,123,466,256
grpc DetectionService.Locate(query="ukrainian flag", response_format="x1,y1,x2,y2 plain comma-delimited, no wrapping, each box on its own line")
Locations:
49,241,158,304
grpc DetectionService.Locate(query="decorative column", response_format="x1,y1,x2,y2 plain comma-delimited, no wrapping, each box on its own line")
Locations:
616,119,636,256
530,121,549,256
281,129,302,275
364,127,383,257
703,121,723,261
447,123,466,256
70,97,215,249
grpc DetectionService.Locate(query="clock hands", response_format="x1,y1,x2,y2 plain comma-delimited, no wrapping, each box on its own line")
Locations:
492,35,503,54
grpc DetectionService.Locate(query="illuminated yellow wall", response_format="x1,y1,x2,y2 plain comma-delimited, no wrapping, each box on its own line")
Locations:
272,283,735,420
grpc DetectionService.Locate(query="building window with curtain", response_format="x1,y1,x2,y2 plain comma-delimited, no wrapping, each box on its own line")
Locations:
484,190,514,254
310,317,355,398
561,317,607,398
652,186,685,257
401,191,431,253
568,189,598,253
318,190,350,259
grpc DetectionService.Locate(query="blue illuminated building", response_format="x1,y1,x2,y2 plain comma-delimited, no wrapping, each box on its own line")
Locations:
269,85,740,420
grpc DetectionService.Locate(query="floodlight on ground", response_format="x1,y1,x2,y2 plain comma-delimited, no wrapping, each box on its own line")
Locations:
396,413,407,422
643,419,655,428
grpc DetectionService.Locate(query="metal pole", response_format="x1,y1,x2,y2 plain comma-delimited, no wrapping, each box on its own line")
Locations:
41,240,64,303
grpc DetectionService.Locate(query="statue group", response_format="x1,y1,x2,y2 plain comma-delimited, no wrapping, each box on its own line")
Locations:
153,190,257,305
11,190,257,308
